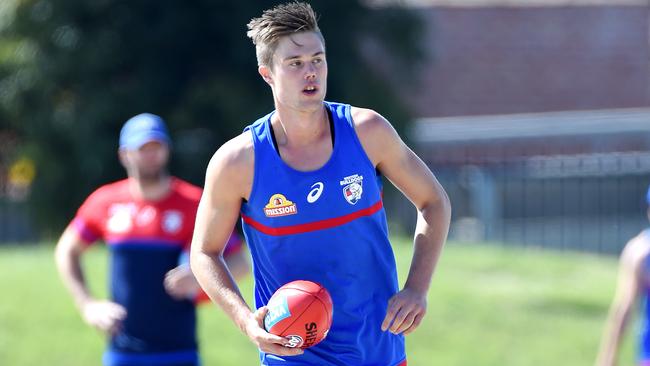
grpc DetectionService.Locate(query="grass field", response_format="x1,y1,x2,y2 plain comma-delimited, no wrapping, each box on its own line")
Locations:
0,239,636,365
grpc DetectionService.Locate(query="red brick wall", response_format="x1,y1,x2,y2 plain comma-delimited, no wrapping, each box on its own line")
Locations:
394,6,650,117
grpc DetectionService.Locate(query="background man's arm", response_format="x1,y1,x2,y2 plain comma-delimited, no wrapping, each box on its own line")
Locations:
224,248,250,281
165,237,249,302
596,237,648,366
352,107,451,335
54,225,125,334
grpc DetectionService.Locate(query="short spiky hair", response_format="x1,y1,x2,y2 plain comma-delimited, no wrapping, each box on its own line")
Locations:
246,2,324,67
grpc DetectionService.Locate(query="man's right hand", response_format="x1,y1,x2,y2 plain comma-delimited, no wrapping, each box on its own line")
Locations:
81,300,127,335
244,306,304,357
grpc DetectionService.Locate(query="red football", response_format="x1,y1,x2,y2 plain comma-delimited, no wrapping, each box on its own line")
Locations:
263,280,333,349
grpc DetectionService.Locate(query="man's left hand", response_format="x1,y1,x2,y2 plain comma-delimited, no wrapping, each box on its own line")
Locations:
381,287,427,335
164,265,201,300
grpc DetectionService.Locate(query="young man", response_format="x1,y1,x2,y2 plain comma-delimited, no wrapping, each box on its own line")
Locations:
597,187,650,366
190,2,451,365
55,113,248,366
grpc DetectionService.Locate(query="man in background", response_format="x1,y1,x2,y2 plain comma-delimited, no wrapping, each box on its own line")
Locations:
597,186,650,366
55,113,248,366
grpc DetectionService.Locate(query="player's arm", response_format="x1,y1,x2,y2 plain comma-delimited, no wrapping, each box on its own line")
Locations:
54,224,125,334
596,236,649,366
352,107,451,335
189,133,301,356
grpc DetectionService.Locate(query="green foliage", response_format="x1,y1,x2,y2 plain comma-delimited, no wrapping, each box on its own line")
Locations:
0,241,633,365
0,0,424,236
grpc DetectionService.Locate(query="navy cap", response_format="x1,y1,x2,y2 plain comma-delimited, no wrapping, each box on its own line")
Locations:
119,113,171,150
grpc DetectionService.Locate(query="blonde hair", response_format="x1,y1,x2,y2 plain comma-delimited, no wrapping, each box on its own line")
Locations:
246,2,324,67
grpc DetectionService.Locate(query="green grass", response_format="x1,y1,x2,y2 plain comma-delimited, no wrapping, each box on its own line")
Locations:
0,240,635,365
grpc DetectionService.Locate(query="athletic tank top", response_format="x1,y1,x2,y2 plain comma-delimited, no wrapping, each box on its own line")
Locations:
640,229,650,361
241,101,405,366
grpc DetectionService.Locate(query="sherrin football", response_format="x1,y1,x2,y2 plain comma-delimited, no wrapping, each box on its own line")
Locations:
263,280,333,349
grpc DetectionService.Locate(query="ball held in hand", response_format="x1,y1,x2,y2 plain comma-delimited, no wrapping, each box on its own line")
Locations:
263,280,333,349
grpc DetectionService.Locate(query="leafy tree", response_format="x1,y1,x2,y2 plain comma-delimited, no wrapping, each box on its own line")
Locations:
0,0,425,237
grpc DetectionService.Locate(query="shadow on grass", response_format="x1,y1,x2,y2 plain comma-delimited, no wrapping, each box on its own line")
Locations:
525,295,608,318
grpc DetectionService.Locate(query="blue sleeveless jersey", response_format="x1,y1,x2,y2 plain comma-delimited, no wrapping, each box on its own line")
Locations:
241,102,406,366
640,229,650,362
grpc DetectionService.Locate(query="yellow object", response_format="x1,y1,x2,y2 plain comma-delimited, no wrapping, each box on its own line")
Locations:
8,157,36,186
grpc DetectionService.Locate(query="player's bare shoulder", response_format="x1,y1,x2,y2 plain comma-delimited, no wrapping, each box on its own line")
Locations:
350,106,402,168
206,130,255,199
349,107,394,135
620,231,650,272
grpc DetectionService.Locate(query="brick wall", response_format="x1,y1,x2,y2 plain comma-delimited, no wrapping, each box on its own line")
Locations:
391,6,650,117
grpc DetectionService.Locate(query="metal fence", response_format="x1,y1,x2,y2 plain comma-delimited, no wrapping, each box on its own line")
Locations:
405,108,650,254
433,155,649,253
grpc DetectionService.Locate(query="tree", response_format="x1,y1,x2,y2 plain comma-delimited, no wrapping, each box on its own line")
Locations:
0,0,425,236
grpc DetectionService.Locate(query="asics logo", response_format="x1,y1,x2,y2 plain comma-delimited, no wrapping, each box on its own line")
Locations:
307,182,324,203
